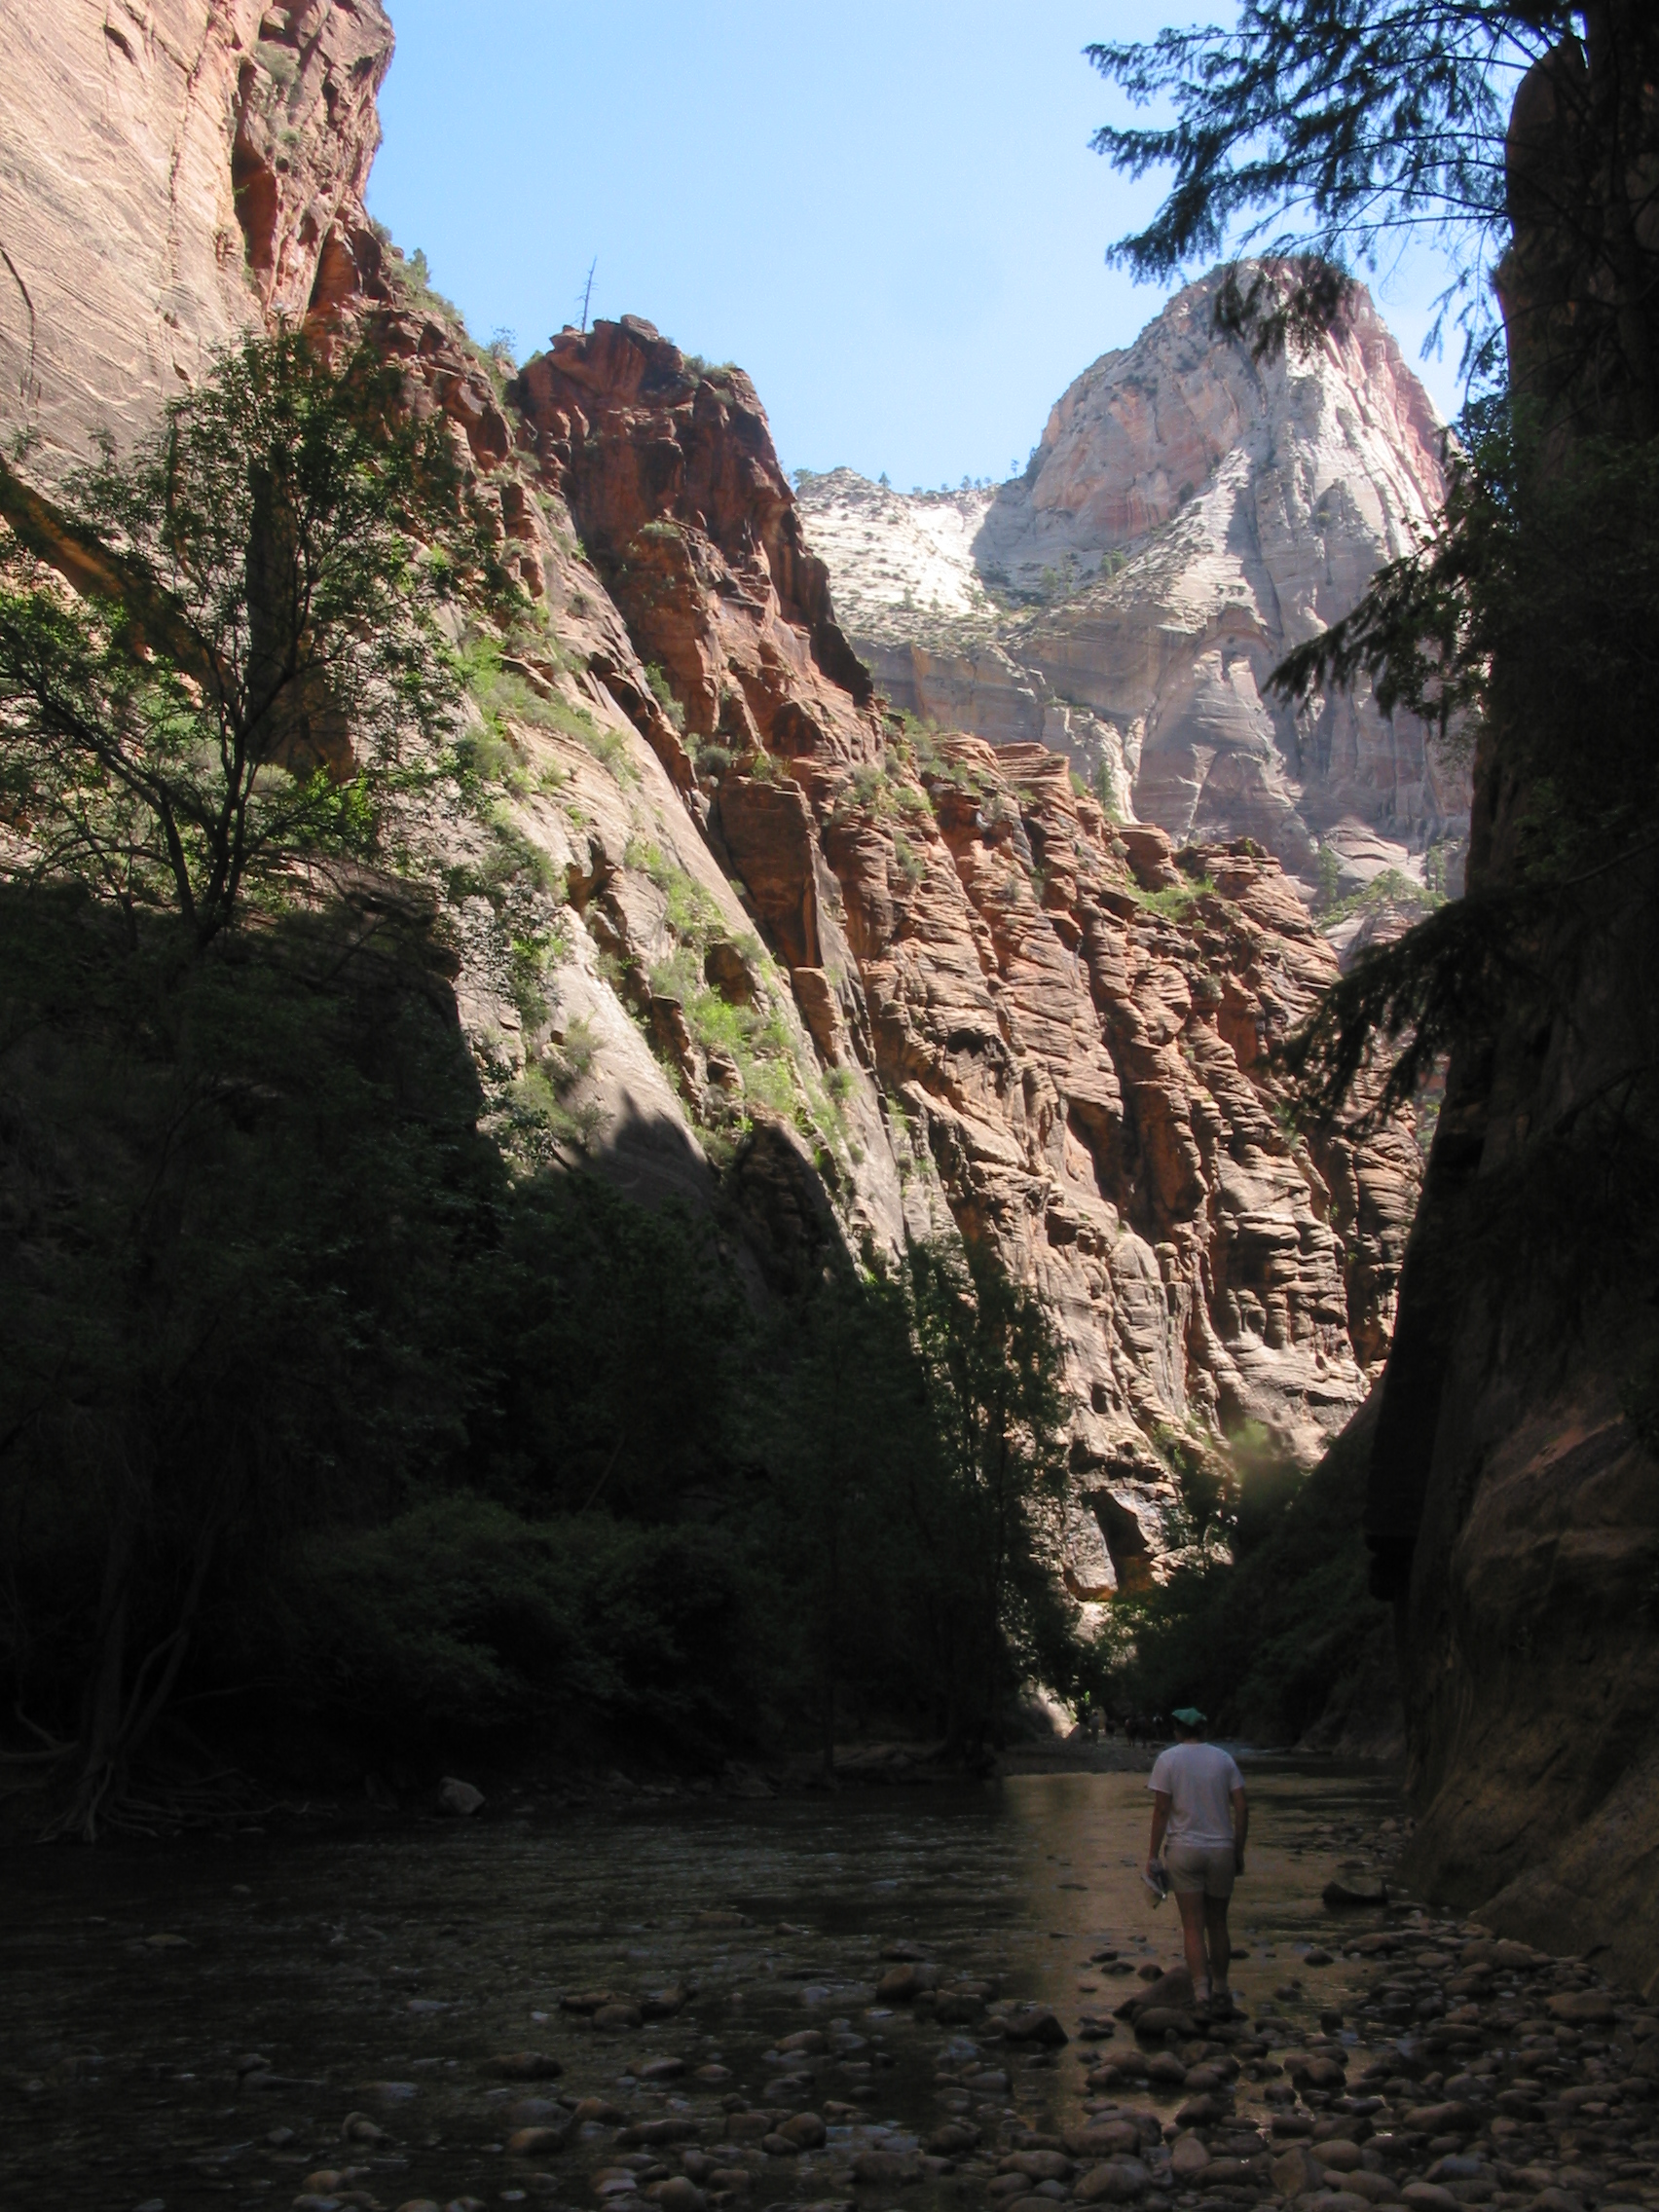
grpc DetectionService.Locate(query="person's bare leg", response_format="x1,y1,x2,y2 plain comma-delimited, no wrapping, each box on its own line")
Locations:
1205,1897,1232,2002
1175,1889,1210,1996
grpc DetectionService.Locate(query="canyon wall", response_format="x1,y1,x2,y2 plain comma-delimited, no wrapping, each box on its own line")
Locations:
0,0,391,482
1,2,1419,1603
1363,39,1659,1987
800,274,1469,911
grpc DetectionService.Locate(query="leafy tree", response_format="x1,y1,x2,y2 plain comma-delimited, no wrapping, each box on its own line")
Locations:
0,331,493,948
1088,7,1659,1116
905,1243,1079,1753
762,1267,936,1773
1088,6,1659,420
0,887,497,1838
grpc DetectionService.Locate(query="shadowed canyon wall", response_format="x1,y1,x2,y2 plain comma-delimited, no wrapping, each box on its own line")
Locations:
1362,34,1659,1990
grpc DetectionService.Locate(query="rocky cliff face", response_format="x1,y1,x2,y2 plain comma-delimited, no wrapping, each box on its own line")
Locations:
0,0,392,483
2,3,1420,1597
800,273,1469,909
1362,41,1659,1988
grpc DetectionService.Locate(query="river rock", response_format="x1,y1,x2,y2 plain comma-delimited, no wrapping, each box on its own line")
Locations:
506,2097,569,2128
1177,2093,1228,2125
1000,2004,1068,2046
486,2052,565,2080
593,2002,644,2032
1344,2175,1398,2204
928,2122,982,2155
1401,2188,1459,2212
340,2112,386,2144
396,2201,443,2212
1065,2121,1142,2158
1324,1881,1389,1909
507,2125,569,2155
1402,2103,1477,2135
1545,1991,1615,2024
1198,2156,1257,2190
438,1777,484,1816
724,2114,771,2143
1170,2135,1212,2180
1075,2160,1150,2202
1273,2147,1326,2195
624,2119,701,2149
645,2182,704,2212
780,2112,827,2148
639,2057,686,2082
1000,2150,1072,2182
1315,2138,1363,2172
851,2148,923,2186
1289,2056,1349,2092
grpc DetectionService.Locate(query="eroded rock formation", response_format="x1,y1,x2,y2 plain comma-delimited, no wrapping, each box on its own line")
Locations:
800,273,1469,908
0,1,393,481
1,3,1422,1601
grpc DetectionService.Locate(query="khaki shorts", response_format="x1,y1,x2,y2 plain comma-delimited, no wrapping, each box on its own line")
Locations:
1165,1842,1236,1899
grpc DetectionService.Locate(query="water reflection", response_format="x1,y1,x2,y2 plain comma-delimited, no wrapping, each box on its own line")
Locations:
0,1760,1403,2211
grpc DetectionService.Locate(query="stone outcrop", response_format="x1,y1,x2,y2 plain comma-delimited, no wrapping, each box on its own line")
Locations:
502,322,1419,1586
1363,28,1659,1988
0,1,393,484
0,3,1423,1597
799,272,1470,908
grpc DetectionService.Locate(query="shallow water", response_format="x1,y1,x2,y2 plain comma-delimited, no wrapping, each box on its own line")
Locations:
0,1760,1405,2212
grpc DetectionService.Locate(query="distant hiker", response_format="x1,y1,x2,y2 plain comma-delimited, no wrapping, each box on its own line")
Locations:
1145,1706,1247,2017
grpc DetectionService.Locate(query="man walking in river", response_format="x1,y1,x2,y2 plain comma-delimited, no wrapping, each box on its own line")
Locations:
1145,1707,1247,2017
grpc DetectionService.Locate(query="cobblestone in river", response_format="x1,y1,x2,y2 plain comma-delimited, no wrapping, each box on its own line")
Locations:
1,1767,1651,2212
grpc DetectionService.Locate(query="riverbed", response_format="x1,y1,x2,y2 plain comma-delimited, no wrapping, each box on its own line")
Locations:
2,1762,1404,2210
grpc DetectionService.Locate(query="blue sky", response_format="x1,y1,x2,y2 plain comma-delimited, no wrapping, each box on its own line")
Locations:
368,3,1468,489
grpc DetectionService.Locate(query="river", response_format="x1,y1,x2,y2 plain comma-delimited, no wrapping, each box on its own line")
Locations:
1,1761,1419,2212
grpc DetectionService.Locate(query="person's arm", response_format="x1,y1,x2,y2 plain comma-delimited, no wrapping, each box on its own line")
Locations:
1232,1786,1248,1872
1147,1788,1171,1874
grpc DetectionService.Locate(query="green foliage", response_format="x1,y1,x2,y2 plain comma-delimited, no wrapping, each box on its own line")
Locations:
0,331,489,946
762,1242,1084,1759
1131,875,1215,922
1099,1412,1392,1744
891,829,927,889
1087,8,1564,391
460,636,634,787
277,1498,759,1741
645,661,686,733
1278,421,1659,1128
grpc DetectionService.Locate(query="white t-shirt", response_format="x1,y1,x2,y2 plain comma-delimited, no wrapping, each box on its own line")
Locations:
1149,1741,1244,1848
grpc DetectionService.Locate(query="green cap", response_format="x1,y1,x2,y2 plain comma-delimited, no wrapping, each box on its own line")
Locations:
1172,1706,1206,1726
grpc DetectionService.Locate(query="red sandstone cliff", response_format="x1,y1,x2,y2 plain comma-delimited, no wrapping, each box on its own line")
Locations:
0,2,1422,1594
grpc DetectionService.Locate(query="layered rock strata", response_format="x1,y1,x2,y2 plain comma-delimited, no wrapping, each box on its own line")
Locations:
799,273,1469,907
0,0,393,482
1,3,1422,1597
